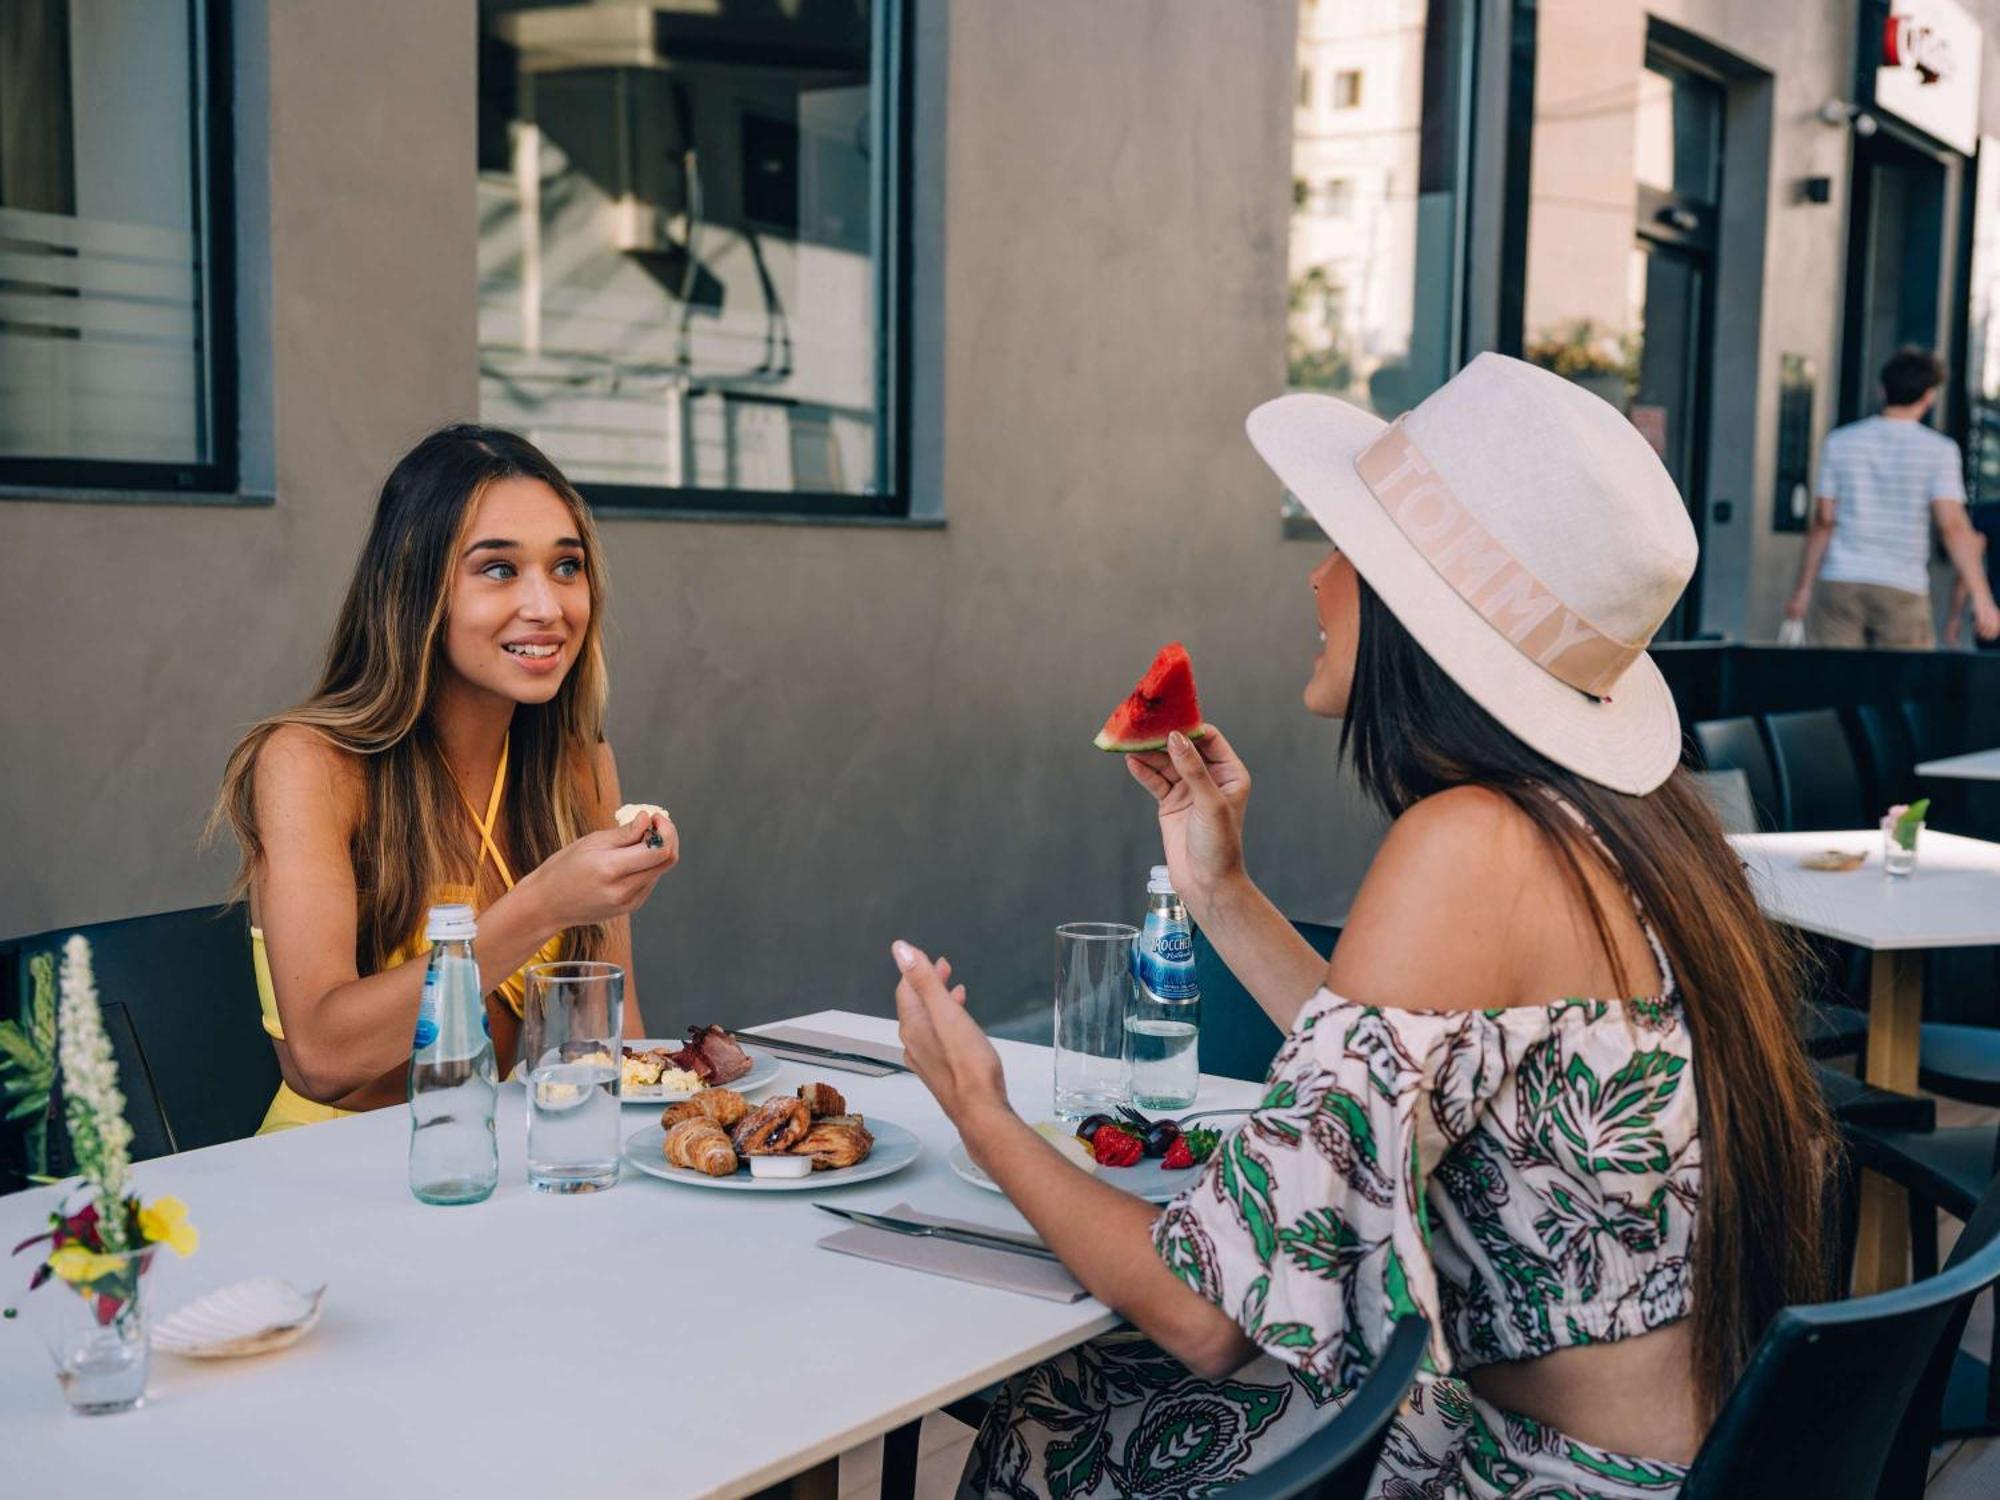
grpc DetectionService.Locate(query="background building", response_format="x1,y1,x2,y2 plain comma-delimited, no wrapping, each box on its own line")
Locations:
5,0,2000,1028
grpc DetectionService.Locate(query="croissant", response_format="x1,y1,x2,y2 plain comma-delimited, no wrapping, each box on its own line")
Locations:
798,1082,847,1118
663,1119,739,1176
660,1088,748,1130
732,1096,811,1155
793,1119,874,1170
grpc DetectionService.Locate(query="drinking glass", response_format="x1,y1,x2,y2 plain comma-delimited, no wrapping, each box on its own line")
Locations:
1053,923,1136,1120
38,1246,154,1415
1882,815,1923,878
523,962,625,1192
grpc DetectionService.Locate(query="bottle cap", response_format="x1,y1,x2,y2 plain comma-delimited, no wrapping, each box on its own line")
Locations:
425,903,477,942
1147,865,1176,895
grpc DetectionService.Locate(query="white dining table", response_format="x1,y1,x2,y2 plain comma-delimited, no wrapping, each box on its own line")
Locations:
1916,748,2000,781
1731,830,2000,1292
0,1011,1262,1499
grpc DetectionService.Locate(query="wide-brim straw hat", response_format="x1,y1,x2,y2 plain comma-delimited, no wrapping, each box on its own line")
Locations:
1248,352,1697,796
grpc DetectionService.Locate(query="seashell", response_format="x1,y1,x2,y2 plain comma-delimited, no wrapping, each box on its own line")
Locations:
152,1278,327,1359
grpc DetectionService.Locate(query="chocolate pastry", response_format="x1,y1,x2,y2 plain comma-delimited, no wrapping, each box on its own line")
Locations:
793,1119,874,1171
731,1096,811,1155
797,1082,847,1118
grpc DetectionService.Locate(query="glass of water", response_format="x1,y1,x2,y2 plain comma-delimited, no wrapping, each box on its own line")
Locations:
1053,923,1136,1120
1882,814,1923,878
523,961,625,1192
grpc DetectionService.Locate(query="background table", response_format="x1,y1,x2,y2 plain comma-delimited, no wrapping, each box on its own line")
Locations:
0,1011,1261,1498
1916,750,2000,782
1732,831,2000,1291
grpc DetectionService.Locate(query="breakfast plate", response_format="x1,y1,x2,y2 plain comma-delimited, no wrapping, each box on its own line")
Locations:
622,1118,921,1191
948,1140,1202,1204
620,1043,781,1105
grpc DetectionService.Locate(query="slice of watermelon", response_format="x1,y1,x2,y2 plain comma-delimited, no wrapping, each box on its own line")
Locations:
1094,642,1209,752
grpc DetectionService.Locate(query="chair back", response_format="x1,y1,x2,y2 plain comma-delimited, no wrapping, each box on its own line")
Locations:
1690,717,1781,831
1766,708,1866,831
1219,1316,1429,1499
1900,696,1957,765
1852,702,1919,810
2,906,275,1178
1680,1171,2000,1499
1195,920,1339,1084
1688,768,1757,835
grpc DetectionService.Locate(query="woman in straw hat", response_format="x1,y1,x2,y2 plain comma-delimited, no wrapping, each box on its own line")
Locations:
890,354,1831,1497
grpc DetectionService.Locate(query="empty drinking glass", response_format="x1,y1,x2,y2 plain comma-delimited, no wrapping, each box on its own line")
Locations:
523,962,625,1193
1053,923,1136,1120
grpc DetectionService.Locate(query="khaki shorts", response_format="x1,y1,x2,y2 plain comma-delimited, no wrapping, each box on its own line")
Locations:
1808,580,1936,649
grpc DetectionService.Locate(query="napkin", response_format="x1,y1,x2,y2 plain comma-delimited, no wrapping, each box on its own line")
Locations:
817,1202,1089,1303
749,1025,907,1076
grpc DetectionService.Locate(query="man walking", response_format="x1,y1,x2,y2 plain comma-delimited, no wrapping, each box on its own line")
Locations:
1785,348,1999,647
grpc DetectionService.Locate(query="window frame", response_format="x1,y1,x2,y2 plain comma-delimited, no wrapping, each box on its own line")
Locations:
514,0,916,523
0,0,239,501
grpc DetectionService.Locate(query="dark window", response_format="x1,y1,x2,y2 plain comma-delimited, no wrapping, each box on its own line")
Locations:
1332,69,1364,109
476,0,911,518
0,0,235,496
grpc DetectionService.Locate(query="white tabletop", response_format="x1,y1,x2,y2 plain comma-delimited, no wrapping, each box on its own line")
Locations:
1730,830,2000,949
1915,748,2000,781
1,1011,1262,1499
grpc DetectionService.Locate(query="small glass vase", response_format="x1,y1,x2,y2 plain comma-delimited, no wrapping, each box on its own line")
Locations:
41,1247,154,1415
1882,815,1923,879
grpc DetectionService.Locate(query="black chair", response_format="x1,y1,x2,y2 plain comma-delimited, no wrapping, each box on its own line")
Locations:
1196,920,1341,1085
1765,707,1867,831
1,906,276,1181
1901,696,1957,766
1844,1118,2000,1443
1852,702,1920,811
1220,1316,1429,1499
1689,717,1781,831
1678,1167,2000,1499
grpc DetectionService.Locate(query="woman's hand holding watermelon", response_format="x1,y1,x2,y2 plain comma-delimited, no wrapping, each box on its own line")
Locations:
1123,724,1250,921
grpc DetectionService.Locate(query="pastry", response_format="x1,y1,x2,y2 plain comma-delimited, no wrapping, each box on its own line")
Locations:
614,803,671,849
793,1119,874,1171
798,1082,846,1117
731,1096,811,1155
663,1119,738,1176
660,1087,748,1130
1800,849,1867,872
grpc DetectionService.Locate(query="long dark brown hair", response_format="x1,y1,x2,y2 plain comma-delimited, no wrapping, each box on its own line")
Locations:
1343,581,1832,1417
208,424,611,970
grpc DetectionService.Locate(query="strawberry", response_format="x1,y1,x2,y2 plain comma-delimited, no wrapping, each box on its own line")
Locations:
1161,1136,1196,1170
1091,1124,1144,1168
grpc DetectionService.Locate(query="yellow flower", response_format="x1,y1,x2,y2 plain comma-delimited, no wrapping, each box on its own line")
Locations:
47,1244,125,1284
138,1196,199,1258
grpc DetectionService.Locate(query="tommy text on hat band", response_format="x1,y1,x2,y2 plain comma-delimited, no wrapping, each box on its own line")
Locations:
1352,422,1647,699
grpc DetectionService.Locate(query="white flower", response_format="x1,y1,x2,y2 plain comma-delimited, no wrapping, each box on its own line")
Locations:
58,935,132,1246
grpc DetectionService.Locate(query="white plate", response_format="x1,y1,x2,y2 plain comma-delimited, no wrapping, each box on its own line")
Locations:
152,1278,327,1359
622,1117,921,1191
948,1139,1203,1204
619,1043,781,1105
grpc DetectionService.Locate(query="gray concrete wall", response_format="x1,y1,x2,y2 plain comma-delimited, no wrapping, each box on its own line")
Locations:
1,0,1378,1033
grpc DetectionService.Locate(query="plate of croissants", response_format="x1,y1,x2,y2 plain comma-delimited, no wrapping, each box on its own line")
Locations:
621,1081,919,1191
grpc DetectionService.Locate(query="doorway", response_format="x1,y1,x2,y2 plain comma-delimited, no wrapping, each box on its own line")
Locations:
1841,131,1953,422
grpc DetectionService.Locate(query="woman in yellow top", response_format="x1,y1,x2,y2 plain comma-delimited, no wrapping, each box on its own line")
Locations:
209,424,680,1131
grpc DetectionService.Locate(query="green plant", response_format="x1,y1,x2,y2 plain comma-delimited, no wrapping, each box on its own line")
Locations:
0,950,56,1178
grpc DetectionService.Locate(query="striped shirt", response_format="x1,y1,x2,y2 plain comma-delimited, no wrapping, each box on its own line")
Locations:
1819,415,1966,595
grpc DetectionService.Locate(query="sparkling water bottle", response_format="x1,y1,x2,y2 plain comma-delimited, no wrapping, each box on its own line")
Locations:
408,903,498,1205
1128,866,1200,1109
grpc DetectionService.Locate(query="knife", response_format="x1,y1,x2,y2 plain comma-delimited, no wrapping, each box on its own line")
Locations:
745,1033,912,1074
815,1204,1060,1260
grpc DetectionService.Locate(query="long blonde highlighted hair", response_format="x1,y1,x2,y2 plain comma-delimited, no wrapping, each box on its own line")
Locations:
209,424,611,970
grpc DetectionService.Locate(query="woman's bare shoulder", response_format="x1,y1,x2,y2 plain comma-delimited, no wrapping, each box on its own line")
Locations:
253,724,365,829
1328,786,1548,1011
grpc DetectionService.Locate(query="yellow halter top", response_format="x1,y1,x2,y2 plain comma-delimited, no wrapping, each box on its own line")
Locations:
251,734,565,1133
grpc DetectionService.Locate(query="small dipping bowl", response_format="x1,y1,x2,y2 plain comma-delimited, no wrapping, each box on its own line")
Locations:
749,1155,813,1180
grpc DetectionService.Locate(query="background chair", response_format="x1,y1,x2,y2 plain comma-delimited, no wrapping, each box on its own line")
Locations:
1,905,275,1190
1852,702,1920,812
1766,707,1867,831
1688,767,1757,835
1195,919,1340,1085
1690,717,1782,831
1679,1169,2000,1499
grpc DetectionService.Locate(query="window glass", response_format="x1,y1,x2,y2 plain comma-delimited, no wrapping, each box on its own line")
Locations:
476,0,900,509
1632,61,1720,203
0,0,224,477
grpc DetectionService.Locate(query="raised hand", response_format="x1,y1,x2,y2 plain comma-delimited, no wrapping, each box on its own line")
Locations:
1122,725,1250,919
519,812,679,930
891,942,1009,1126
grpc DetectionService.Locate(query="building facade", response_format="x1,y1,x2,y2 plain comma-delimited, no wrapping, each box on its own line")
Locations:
4,1,2000,1021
